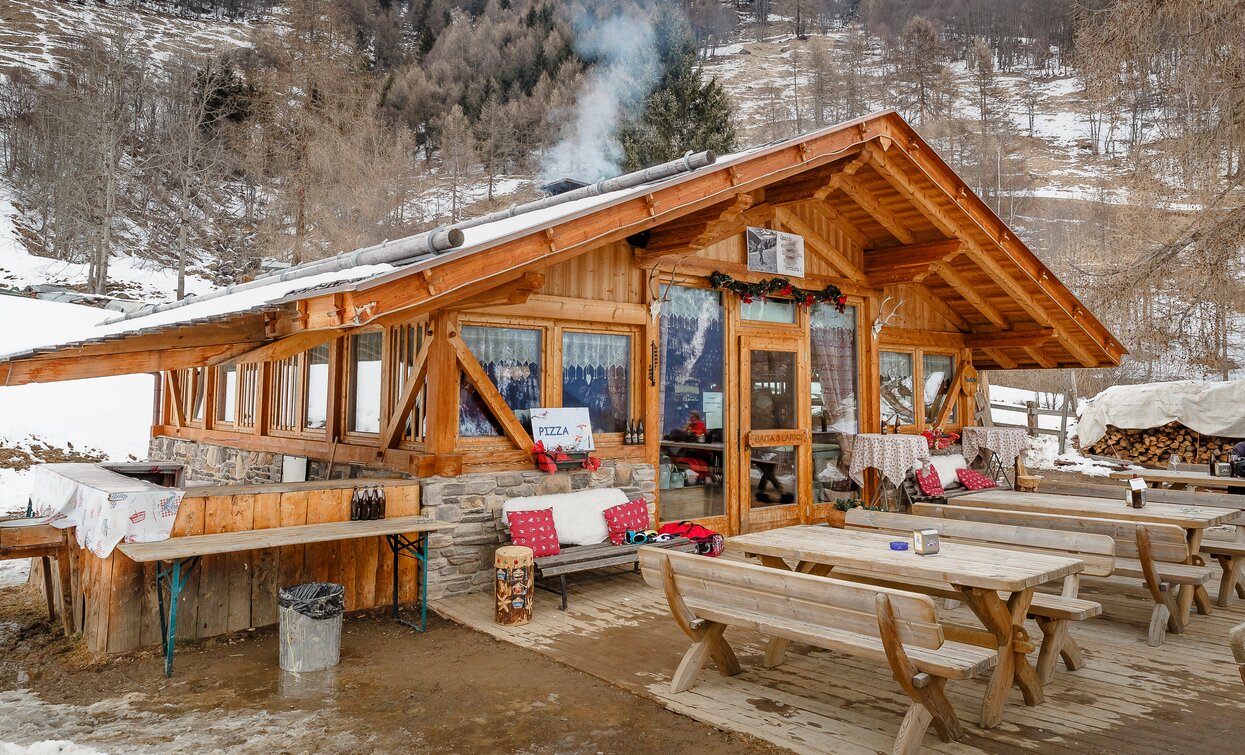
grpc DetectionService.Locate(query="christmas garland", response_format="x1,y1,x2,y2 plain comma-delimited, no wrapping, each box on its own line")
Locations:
709,271,847,312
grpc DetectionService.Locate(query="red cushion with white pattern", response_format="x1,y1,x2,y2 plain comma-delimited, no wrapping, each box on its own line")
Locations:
508,508,561,557
603,498,650,546
956,468,998,491
914,466,944,497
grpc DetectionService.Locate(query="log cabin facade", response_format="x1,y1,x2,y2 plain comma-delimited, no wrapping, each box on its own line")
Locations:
0,110,1122,542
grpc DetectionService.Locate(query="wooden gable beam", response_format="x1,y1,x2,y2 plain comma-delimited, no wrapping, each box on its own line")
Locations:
929,261,1011,330
447,272,545,310
864,240,964,286
773,206,866,282
804,202,871,249
4,343,258,385
932,360,967,428
166,370,186,427
981,348,1018,369
964,328,1055,350
636,193,761,258
1056,332,1097,368
380,336,431,451
908,282,972,333
831,173,916,245
1024,347,1058,369
449,332,534,458
211,328,341,367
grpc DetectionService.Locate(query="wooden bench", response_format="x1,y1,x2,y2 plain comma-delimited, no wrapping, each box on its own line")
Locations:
1038,479,1245,525
118,515,454,676
533,538,696,610
1231,622,1245,687
638,546,995,754
844,509,1111,683
914,504,1215,646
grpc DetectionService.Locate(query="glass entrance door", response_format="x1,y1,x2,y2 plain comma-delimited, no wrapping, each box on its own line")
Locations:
739,335,810,532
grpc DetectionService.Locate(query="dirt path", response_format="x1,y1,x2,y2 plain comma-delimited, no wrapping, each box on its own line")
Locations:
0,585,783,754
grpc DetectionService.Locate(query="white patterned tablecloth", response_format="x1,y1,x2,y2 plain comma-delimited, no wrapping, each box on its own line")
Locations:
848,434,931,487
961,427,1028,469
30,463,184,558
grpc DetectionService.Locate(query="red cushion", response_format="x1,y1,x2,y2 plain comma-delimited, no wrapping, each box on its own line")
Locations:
956,468,998,491
915,466,944,497
603,499,650,546
508,508,561,557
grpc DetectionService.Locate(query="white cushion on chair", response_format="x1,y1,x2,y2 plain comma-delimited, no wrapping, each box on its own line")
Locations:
501,488,630,545
927,454,968,490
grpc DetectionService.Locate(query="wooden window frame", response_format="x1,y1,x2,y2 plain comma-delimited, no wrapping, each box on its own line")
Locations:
878,346,963,433
299,342,334,441
342,327,386,440
267,353,304,438
214,364,238,429
554,323,643,449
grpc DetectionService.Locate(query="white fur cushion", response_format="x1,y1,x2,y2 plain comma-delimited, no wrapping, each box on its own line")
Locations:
927,454,968,489
502,488,630,546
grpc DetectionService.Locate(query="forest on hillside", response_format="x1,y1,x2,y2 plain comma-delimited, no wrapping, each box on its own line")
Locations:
0,0,1241,383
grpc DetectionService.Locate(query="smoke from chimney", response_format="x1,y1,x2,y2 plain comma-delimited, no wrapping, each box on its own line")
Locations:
540,8,661,184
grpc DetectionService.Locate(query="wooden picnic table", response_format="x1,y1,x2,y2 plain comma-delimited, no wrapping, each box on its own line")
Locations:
1110,469,1244,491
726,525,1082,729
953,490,1237,619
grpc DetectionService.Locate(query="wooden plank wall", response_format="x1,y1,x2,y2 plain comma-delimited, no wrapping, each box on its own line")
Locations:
71,481,421,655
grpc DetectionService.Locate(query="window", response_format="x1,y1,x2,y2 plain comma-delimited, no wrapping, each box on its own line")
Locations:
879,351,915,427
740,298,795,324
459,325,542,437
189,367,206,421
810,303,859,500
304,344,330,431
389,324,426,443
880,349,960,430
216,365,237,424
348,331,383,434
271,355,299,433
236,363,260,429
658,286,726,520
923,353,958,425
561,331,630,434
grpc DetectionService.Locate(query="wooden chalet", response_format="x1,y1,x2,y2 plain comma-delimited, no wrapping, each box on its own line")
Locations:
0,110,1121,541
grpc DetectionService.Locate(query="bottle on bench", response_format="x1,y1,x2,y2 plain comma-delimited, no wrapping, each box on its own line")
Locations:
350,487,361,521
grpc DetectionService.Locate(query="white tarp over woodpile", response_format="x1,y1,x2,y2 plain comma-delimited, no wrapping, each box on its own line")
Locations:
1077,380,1245,446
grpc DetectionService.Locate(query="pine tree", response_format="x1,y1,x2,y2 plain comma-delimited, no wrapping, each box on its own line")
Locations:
619,8,736,171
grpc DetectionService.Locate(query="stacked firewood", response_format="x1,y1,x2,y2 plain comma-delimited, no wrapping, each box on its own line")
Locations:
1084,422,1241,466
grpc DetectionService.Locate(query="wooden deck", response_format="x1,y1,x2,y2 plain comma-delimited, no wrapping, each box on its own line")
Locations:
433,564,1245,754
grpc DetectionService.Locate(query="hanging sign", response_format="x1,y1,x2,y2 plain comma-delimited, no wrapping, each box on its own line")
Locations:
746,227,805,278
530,407,595,452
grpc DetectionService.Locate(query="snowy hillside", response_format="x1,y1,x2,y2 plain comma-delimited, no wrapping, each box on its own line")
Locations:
0,296,153,513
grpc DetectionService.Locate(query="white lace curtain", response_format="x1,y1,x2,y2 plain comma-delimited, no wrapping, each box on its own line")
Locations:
563,332,630,369
461,326,541,364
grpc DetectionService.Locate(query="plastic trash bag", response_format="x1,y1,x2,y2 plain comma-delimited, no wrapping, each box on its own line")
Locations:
278,582,345,620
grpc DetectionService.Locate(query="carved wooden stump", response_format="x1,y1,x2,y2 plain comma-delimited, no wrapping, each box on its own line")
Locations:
494,545,534,626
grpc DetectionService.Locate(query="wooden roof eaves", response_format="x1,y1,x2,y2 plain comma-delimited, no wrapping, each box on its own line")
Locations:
873,117,1124,367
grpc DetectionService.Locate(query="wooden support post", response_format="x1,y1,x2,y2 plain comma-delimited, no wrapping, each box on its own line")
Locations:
423,312,460,460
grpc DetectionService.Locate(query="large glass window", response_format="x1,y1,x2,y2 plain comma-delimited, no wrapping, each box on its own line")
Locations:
348,332,383,434
562,331,630,434
658,286,725,520
880,351,915,427
305,344,330,431
459,325,542,437
749,350,797,430
216,366,237,424
810,304,859,501
740,298,795,324
923,353,958,426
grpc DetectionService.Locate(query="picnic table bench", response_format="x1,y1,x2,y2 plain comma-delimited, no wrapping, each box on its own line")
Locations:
0,519,72,635
916,503,1216,646
118,515,454,676
533,538,695,609
638,547,996,754
844,509,1111,683
725,524,1082,729
1109,468,1244,491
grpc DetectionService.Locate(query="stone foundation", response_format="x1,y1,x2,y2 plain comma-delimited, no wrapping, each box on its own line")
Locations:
420,461,657,600
149,437,284,485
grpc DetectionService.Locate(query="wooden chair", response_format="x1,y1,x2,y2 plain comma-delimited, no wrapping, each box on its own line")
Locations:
915,504,1213,647
1231,622,1245,687
846,508,1111,682
638,547,995,755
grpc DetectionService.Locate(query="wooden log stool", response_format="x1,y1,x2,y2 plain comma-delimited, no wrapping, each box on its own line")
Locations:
494,545,534,626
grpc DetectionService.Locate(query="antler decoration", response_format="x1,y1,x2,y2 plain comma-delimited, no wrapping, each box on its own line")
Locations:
871,296,904,340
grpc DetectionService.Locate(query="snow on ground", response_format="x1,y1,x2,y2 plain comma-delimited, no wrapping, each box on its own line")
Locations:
0,559,30,589
0,687,347,754
0,296,154,506
990,384,1136,477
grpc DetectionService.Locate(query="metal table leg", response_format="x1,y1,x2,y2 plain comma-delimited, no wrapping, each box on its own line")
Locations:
984,451,1014,488
387,533,430,632
155,556,199,678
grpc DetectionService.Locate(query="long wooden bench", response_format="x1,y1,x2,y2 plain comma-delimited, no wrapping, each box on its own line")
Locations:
533,538,696,609
1231,622,1245,687
844,509,1110,682
118,515,455,676
1038,479,1245,525
638,546,995,755
914,503,1215,646
0,520,72,635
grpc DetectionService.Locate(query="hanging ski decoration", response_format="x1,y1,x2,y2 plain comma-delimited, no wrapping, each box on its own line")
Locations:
708,271,847,312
